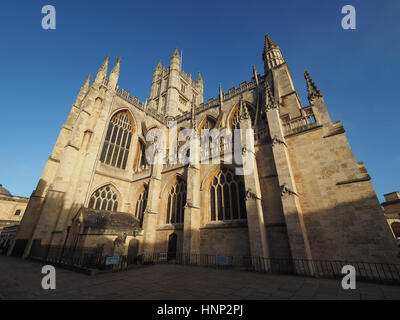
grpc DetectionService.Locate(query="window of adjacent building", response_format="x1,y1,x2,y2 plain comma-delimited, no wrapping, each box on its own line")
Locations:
14,210,21,216
100,111,133,169
166,179,187,224
135,187,148,228
210,167,247,222
88,185,119,212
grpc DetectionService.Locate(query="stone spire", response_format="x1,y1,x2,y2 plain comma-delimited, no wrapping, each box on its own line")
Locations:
170,47,181,71
219,83,223,102
196,71,203,83
262,34,284,73
94,55,109,85
304,71,323,102
154,60,162,71
195,71,204,95
264,34,278,51
172,47,180,58
108,57,121,90
75,74,91,105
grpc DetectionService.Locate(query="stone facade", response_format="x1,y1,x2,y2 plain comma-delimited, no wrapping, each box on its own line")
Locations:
382,192,400,240
0,184,28,231
0,184,28,254
10,35,399,264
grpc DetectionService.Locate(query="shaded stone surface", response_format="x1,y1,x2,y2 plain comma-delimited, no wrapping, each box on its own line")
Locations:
0,256,400,300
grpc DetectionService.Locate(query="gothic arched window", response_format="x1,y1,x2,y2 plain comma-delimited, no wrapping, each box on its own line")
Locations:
230,103,256,130
135,187,148,228
210,167,247,221
200,117,217,160
200,116,216,131
88,185,119,212
100,111,134,169
166,179,187,224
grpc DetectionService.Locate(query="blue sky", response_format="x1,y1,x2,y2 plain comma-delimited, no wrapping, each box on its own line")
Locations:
0,0,399,202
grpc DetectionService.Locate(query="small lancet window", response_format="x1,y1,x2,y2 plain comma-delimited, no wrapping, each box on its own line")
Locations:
166,179,187,224
134,187,148,228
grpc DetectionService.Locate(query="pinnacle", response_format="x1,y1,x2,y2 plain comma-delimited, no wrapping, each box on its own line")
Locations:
264,34,278,51
172,47,180,57
304,71,322,100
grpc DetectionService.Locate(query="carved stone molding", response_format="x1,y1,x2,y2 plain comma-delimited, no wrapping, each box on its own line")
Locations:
271,136,286,147
265,103,278,112
242,145,255,155
114,232,128,246
245,188,262,201
280,184,298,197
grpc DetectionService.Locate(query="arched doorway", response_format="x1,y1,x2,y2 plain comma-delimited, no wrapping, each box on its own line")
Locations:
128,239,139,263
167,233,177,260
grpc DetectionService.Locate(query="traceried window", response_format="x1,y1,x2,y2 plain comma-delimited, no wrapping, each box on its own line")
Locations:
210,167,247,222
200,117,216,131
166,179,187,224
230,103,256,155
200,117,217,160
231,103,256,130
135,187,148,228
88,185,119,212
100,111,133,169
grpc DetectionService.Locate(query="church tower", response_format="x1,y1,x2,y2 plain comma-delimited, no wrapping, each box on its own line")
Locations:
149,48,204,117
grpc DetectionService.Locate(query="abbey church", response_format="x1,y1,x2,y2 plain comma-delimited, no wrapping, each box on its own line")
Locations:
10,35,399,264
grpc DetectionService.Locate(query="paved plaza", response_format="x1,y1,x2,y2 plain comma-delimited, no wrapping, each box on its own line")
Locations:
0,255,399,300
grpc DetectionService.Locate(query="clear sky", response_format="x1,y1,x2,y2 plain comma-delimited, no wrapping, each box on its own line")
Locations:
0,0,399,202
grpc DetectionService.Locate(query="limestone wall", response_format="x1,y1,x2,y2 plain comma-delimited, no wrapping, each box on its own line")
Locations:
286,126,399,263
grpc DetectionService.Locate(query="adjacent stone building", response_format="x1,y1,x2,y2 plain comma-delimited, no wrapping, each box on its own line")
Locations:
382,192,400,240
0,184,28,253
0,184,28,231
10,35,399,264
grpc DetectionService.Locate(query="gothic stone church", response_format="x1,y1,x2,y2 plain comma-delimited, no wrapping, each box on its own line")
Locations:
11,35,399,264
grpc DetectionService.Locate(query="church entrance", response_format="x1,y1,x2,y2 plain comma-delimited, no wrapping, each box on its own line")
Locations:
167,233,177,260
128,239,139,263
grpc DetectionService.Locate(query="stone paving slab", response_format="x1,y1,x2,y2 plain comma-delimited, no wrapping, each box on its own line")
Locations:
0,256,399,300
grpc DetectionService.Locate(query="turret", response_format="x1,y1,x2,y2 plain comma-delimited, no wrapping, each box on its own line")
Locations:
262,35,285,74
93,55,109,85
150,60,162,101
262,35,302,118
195,71,204,96
164,48,181,115
170,47,181,71
74,74,91,106
108,57,121,91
